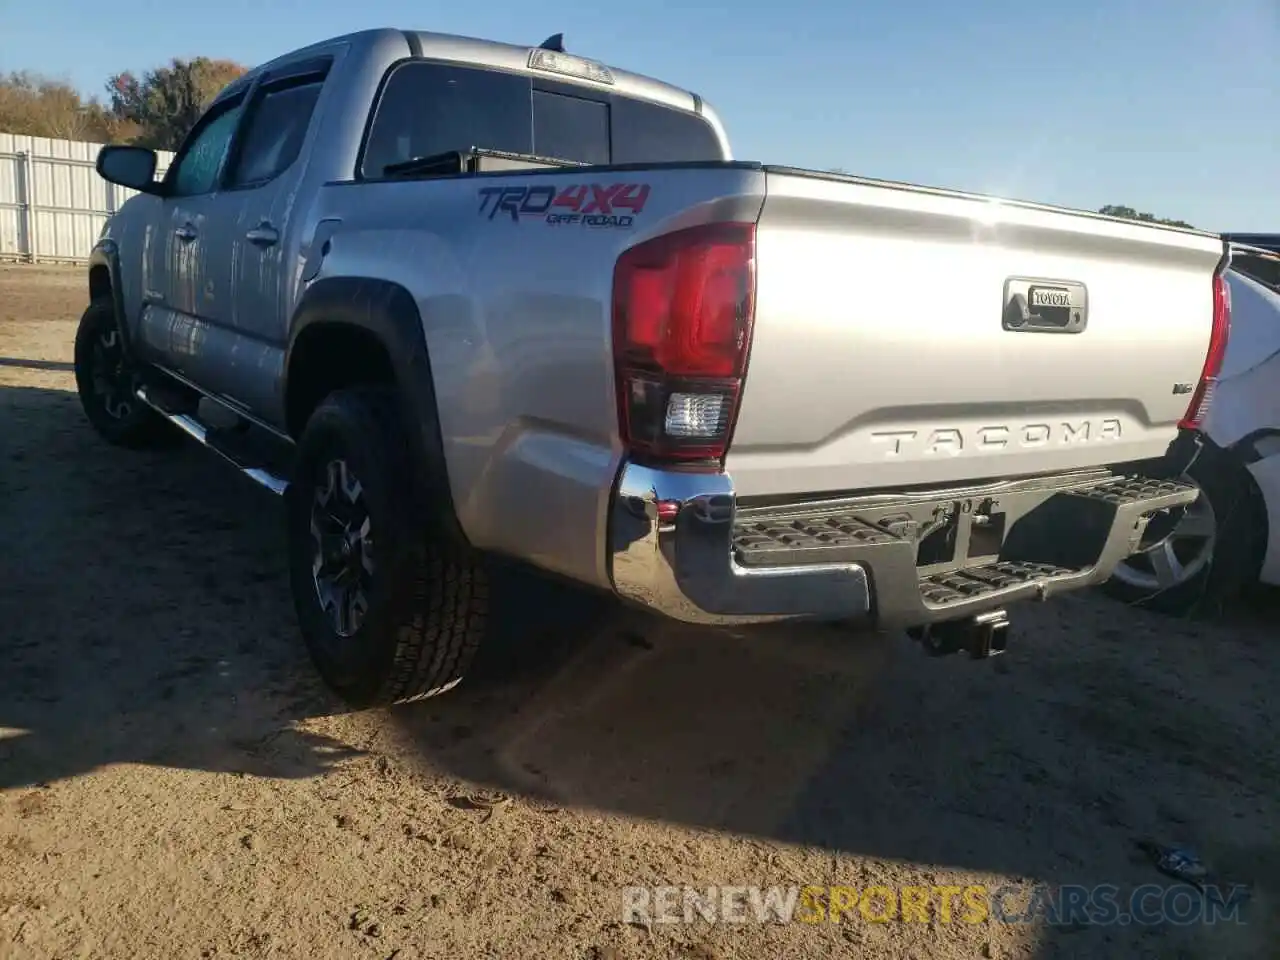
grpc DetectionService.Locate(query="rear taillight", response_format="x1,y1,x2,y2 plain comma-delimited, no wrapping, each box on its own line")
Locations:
1179,270,1232,430
611,222,756,468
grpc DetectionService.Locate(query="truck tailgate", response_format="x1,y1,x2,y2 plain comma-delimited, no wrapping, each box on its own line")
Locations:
725,169,1227,498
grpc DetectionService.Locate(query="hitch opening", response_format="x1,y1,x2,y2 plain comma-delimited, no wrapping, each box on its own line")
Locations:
908,609,1010,659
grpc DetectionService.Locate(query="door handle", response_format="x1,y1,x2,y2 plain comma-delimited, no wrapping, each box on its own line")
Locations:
245,223,279,247
174,223,197,242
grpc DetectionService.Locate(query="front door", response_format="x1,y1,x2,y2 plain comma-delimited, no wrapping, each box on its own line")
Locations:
137,95,245,389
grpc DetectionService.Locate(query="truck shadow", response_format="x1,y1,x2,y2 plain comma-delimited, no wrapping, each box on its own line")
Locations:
1,384,366,785
3,381,1278,959
0,356,75,372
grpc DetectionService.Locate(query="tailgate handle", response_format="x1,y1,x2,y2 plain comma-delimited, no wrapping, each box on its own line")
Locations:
1002,279,1088,334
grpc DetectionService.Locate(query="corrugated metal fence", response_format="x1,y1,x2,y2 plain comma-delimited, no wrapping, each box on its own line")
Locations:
0,133,174,263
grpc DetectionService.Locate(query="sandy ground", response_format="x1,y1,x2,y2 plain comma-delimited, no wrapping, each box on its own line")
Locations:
2,262,1279,960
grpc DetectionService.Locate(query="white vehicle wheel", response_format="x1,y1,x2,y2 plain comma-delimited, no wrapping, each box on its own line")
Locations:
1102,441,1266,617
1111,480,1217,593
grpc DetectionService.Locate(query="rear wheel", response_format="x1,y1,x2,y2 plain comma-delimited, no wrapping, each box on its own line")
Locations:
287,386,489,706
73,299,176,448
1104,442,1266,616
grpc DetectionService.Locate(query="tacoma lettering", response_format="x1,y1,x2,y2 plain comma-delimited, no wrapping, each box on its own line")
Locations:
871,420,1122,456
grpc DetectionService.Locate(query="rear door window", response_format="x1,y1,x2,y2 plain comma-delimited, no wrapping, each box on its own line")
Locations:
361,60,722,178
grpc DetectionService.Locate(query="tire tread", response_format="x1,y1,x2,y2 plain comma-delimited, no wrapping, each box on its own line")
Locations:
293,385,488,706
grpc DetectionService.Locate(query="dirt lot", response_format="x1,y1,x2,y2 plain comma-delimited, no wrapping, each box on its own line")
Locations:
2,262,1279,960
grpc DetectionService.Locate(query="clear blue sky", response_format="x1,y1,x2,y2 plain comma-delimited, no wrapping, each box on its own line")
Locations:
4,0,1276,230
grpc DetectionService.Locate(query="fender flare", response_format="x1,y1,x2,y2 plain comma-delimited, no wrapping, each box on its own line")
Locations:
87,241,133,358
284,276,467,547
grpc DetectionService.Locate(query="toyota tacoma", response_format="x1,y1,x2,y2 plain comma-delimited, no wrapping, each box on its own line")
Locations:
80,27,1230,705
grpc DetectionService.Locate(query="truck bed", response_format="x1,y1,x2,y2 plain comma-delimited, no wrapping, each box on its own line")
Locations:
725,167,1226,498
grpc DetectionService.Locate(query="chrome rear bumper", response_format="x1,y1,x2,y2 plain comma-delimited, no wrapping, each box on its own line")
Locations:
607,462,1201,627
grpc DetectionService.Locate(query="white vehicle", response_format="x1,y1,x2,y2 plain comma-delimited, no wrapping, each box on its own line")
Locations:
1107,239,1280,614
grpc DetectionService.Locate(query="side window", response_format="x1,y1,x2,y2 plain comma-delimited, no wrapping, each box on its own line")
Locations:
228,80,325,188
169,101,243,197
361,62,531,178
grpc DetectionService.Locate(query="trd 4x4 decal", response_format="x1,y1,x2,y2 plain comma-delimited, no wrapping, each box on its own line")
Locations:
478,183,650,228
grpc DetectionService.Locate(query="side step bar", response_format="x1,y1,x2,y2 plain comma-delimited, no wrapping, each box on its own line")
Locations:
135,385,290,496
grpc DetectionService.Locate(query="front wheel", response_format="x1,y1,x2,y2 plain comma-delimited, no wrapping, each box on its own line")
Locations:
1103,442,1267,616
287,386,490,707
73,299,176,448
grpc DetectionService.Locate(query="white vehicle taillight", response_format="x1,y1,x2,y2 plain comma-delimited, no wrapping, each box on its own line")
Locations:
1179,270,1232,431
611,222,756,469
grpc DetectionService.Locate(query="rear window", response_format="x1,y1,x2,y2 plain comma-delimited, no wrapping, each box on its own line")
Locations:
360,60,721,178
532,89,609,164
1233,252,1280,291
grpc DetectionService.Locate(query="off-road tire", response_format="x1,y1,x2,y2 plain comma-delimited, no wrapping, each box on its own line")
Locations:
1102,440,1267,617
288,385,488,706
73,299,177,448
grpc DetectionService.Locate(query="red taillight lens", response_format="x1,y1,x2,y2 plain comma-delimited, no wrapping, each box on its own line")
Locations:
612,222,756,466
1179,270,1232,431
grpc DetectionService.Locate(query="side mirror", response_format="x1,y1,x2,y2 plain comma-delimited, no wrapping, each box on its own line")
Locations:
96,145,164,195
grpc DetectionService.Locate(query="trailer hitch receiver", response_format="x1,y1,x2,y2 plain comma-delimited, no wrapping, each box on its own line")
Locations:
909,609,1010,659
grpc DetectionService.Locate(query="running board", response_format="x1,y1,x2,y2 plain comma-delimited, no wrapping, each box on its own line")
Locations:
135,386,290,496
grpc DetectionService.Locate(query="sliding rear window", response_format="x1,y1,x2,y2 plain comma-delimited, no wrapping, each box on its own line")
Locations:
360,60,721,178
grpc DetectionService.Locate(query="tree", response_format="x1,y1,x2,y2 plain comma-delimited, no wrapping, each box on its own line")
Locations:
0,55,247,148
106,57,247,149
1098,204,1195,230
0,71,138,142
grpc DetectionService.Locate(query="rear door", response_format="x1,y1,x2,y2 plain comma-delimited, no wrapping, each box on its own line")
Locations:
211,59,330,419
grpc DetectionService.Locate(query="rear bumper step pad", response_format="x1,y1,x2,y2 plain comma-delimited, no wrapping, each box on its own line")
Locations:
728,475,1199,624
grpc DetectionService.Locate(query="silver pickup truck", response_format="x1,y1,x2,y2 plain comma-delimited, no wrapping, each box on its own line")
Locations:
81,27,1231,706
